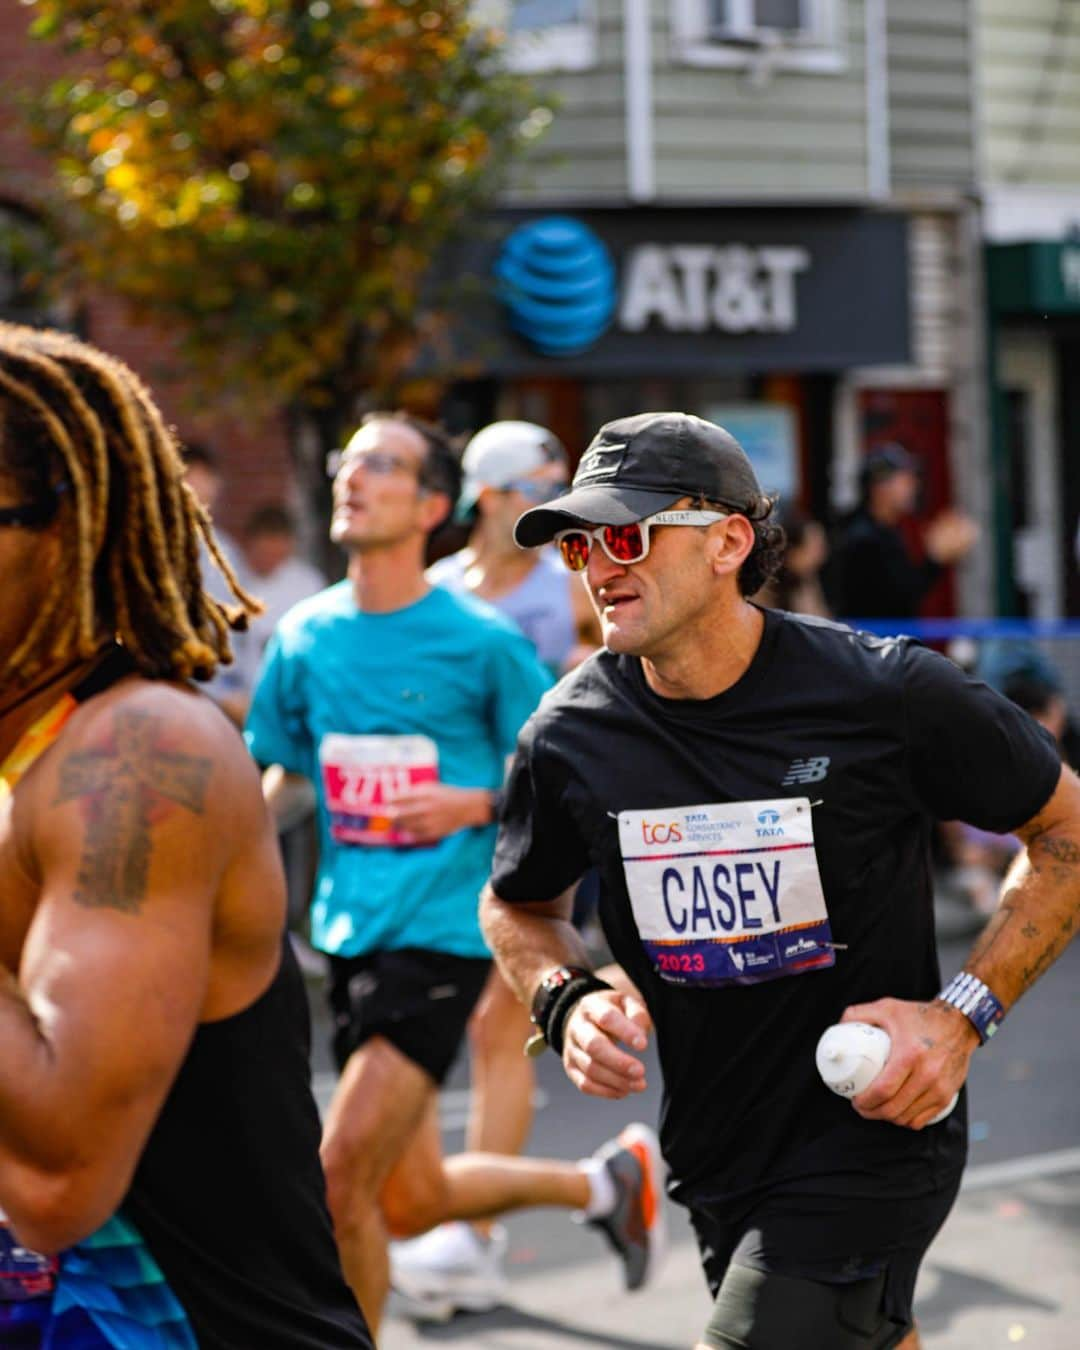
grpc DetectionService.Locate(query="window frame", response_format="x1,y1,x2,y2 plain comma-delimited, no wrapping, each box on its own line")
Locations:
477,0,597,74
670,0,846,73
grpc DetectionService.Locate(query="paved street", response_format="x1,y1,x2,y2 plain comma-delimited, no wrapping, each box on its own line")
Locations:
308,917,1080,1349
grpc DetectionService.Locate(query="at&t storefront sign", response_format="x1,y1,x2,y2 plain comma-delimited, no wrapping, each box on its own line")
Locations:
485,208,910,376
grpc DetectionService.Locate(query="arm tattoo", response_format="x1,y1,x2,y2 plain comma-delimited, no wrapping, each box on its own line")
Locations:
53,710,211,914
1030,833,1080,885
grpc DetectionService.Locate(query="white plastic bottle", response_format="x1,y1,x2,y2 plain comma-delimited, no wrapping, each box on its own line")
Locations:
815,1022,958,1125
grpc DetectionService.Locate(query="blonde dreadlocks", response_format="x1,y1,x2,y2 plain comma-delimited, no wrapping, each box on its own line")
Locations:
0,321,261,687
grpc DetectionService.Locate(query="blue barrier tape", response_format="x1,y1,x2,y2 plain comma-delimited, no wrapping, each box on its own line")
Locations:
847,619,1080,641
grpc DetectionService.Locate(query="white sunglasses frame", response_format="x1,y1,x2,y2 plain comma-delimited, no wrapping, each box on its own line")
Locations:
554,509,730,571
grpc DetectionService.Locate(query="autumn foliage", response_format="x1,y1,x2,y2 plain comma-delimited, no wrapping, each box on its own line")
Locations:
24,0,544,414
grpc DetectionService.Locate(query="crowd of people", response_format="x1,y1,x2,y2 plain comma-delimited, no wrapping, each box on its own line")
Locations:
2,321,1080,1350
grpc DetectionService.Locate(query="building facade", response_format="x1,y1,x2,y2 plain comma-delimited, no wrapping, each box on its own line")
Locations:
457,0,988,617
977,0,1080,619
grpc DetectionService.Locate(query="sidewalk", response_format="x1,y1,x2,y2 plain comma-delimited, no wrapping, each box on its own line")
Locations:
380,1154,1080,1349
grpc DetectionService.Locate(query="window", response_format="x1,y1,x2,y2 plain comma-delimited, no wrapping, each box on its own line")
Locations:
475,0,596,72
709,0,807,41
672,0,844,72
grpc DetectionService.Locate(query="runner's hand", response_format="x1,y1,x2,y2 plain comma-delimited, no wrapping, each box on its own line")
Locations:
561,990,652,1100
385,783,488,843
840,997,979,1130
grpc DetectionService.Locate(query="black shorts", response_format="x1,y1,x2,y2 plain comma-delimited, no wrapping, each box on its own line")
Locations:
327,948,491,1085
690,1177,961,1348
702,1266,902,1349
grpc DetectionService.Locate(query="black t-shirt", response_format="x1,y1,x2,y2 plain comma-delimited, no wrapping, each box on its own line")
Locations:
827,511,942,619
491,609,1060,1216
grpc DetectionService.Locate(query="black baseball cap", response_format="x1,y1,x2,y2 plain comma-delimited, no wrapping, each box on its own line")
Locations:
859,443,919,493
513,411,764,548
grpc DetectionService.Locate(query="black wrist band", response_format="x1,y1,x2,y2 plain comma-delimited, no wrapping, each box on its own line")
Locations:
542,973,614,1056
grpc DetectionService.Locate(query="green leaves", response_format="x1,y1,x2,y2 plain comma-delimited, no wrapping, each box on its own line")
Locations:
24,0,548,409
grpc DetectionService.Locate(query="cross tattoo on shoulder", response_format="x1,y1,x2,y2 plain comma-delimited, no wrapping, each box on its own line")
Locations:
53,708,213,914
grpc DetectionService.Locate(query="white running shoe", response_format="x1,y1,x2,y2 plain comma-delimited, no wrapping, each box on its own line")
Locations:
390,1221,509,1320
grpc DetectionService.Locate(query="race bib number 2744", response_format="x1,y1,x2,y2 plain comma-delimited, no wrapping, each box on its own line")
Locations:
618,797,835,987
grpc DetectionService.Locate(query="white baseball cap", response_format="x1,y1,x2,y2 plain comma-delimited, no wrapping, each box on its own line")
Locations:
458,420,567,517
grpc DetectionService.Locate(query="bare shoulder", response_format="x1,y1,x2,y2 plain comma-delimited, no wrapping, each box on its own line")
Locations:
55,676,259,799
17,676,265,910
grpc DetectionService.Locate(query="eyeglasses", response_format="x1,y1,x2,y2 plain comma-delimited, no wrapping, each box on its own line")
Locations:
500,479,567,505
326,449,420,480
554,509,729,572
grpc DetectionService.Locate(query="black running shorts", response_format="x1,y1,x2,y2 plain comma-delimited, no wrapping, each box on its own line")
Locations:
701,1266,903,1349
690,1175,960,1348
327,948,491,1085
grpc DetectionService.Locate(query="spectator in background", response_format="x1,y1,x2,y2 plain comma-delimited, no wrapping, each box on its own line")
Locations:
826,444,978,620
237,504,326,694
181,442,244,587
236,506,327,941
754,504,832,618
181,443,249,724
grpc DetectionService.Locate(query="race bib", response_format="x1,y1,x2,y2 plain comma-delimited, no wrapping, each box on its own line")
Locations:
319,734,438,847
0,1218,56,1302
618,797,835,987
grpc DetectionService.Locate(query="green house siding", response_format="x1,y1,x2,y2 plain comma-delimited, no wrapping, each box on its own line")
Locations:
888,0,977,190
505,0,629,202
977,0,1080,188
650,3,868,200
506,0,977,204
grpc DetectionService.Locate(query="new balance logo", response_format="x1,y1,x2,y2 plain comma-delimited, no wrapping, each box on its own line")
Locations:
781,756,830,786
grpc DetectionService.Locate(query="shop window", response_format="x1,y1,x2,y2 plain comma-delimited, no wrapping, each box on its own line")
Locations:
671,0,845,72
475,0,596,72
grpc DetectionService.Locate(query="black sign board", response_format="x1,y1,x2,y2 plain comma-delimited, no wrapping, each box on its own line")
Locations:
444,206,911,377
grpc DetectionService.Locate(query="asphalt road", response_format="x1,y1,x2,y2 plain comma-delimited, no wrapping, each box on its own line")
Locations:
305,904,1080,1349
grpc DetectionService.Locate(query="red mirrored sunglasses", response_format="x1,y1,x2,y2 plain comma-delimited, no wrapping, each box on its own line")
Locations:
554,509,729,572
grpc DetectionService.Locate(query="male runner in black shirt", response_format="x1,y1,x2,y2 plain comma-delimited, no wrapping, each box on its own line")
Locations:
480,412,1080,1350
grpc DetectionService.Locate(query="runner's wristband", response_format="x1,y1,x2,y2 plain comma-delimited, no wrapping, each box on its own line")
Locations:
527,967,613,1057
936,972,1005,1044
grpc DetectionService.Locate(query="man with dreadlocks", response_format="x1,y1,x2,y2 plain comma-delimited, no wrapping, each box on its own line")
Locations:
0,322,372,1348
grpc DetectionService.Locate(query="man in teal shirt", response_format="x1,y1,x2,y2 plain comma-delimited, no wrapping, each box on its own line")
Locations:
246,412,664,1334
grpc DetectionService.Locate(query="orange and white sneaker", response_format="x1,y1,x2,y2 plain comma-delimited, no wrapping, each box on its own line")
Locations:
586,1122,667,1291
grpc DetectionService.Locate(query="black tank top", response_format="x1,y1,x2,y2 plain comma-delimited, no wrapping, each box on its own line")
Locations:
81,652,373,1348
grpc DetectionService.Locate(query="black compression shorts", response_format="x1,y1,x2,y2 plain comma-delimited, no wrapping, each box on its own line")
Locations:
689,1174,961,1347
327,948,491,1085
702,1266,904,1349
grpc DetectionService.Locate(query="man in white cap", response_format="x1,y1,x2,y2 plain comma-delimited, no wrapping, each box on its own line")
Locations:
429,420,599,676
391,424,602,1315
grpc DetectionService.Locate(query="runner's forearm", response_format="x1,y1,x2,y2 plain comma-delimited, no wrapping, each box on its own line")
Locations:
965,823,1080,1011
479,885,589,1009
0,967,114,1248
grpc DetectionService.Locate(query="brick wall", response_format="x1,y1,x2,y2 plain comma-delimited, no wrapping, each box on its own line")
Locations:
0,5,294,540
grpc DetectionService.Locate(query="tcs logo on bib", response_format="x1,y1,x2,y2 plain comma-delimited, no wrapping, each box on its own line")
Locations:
641,820,683,845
